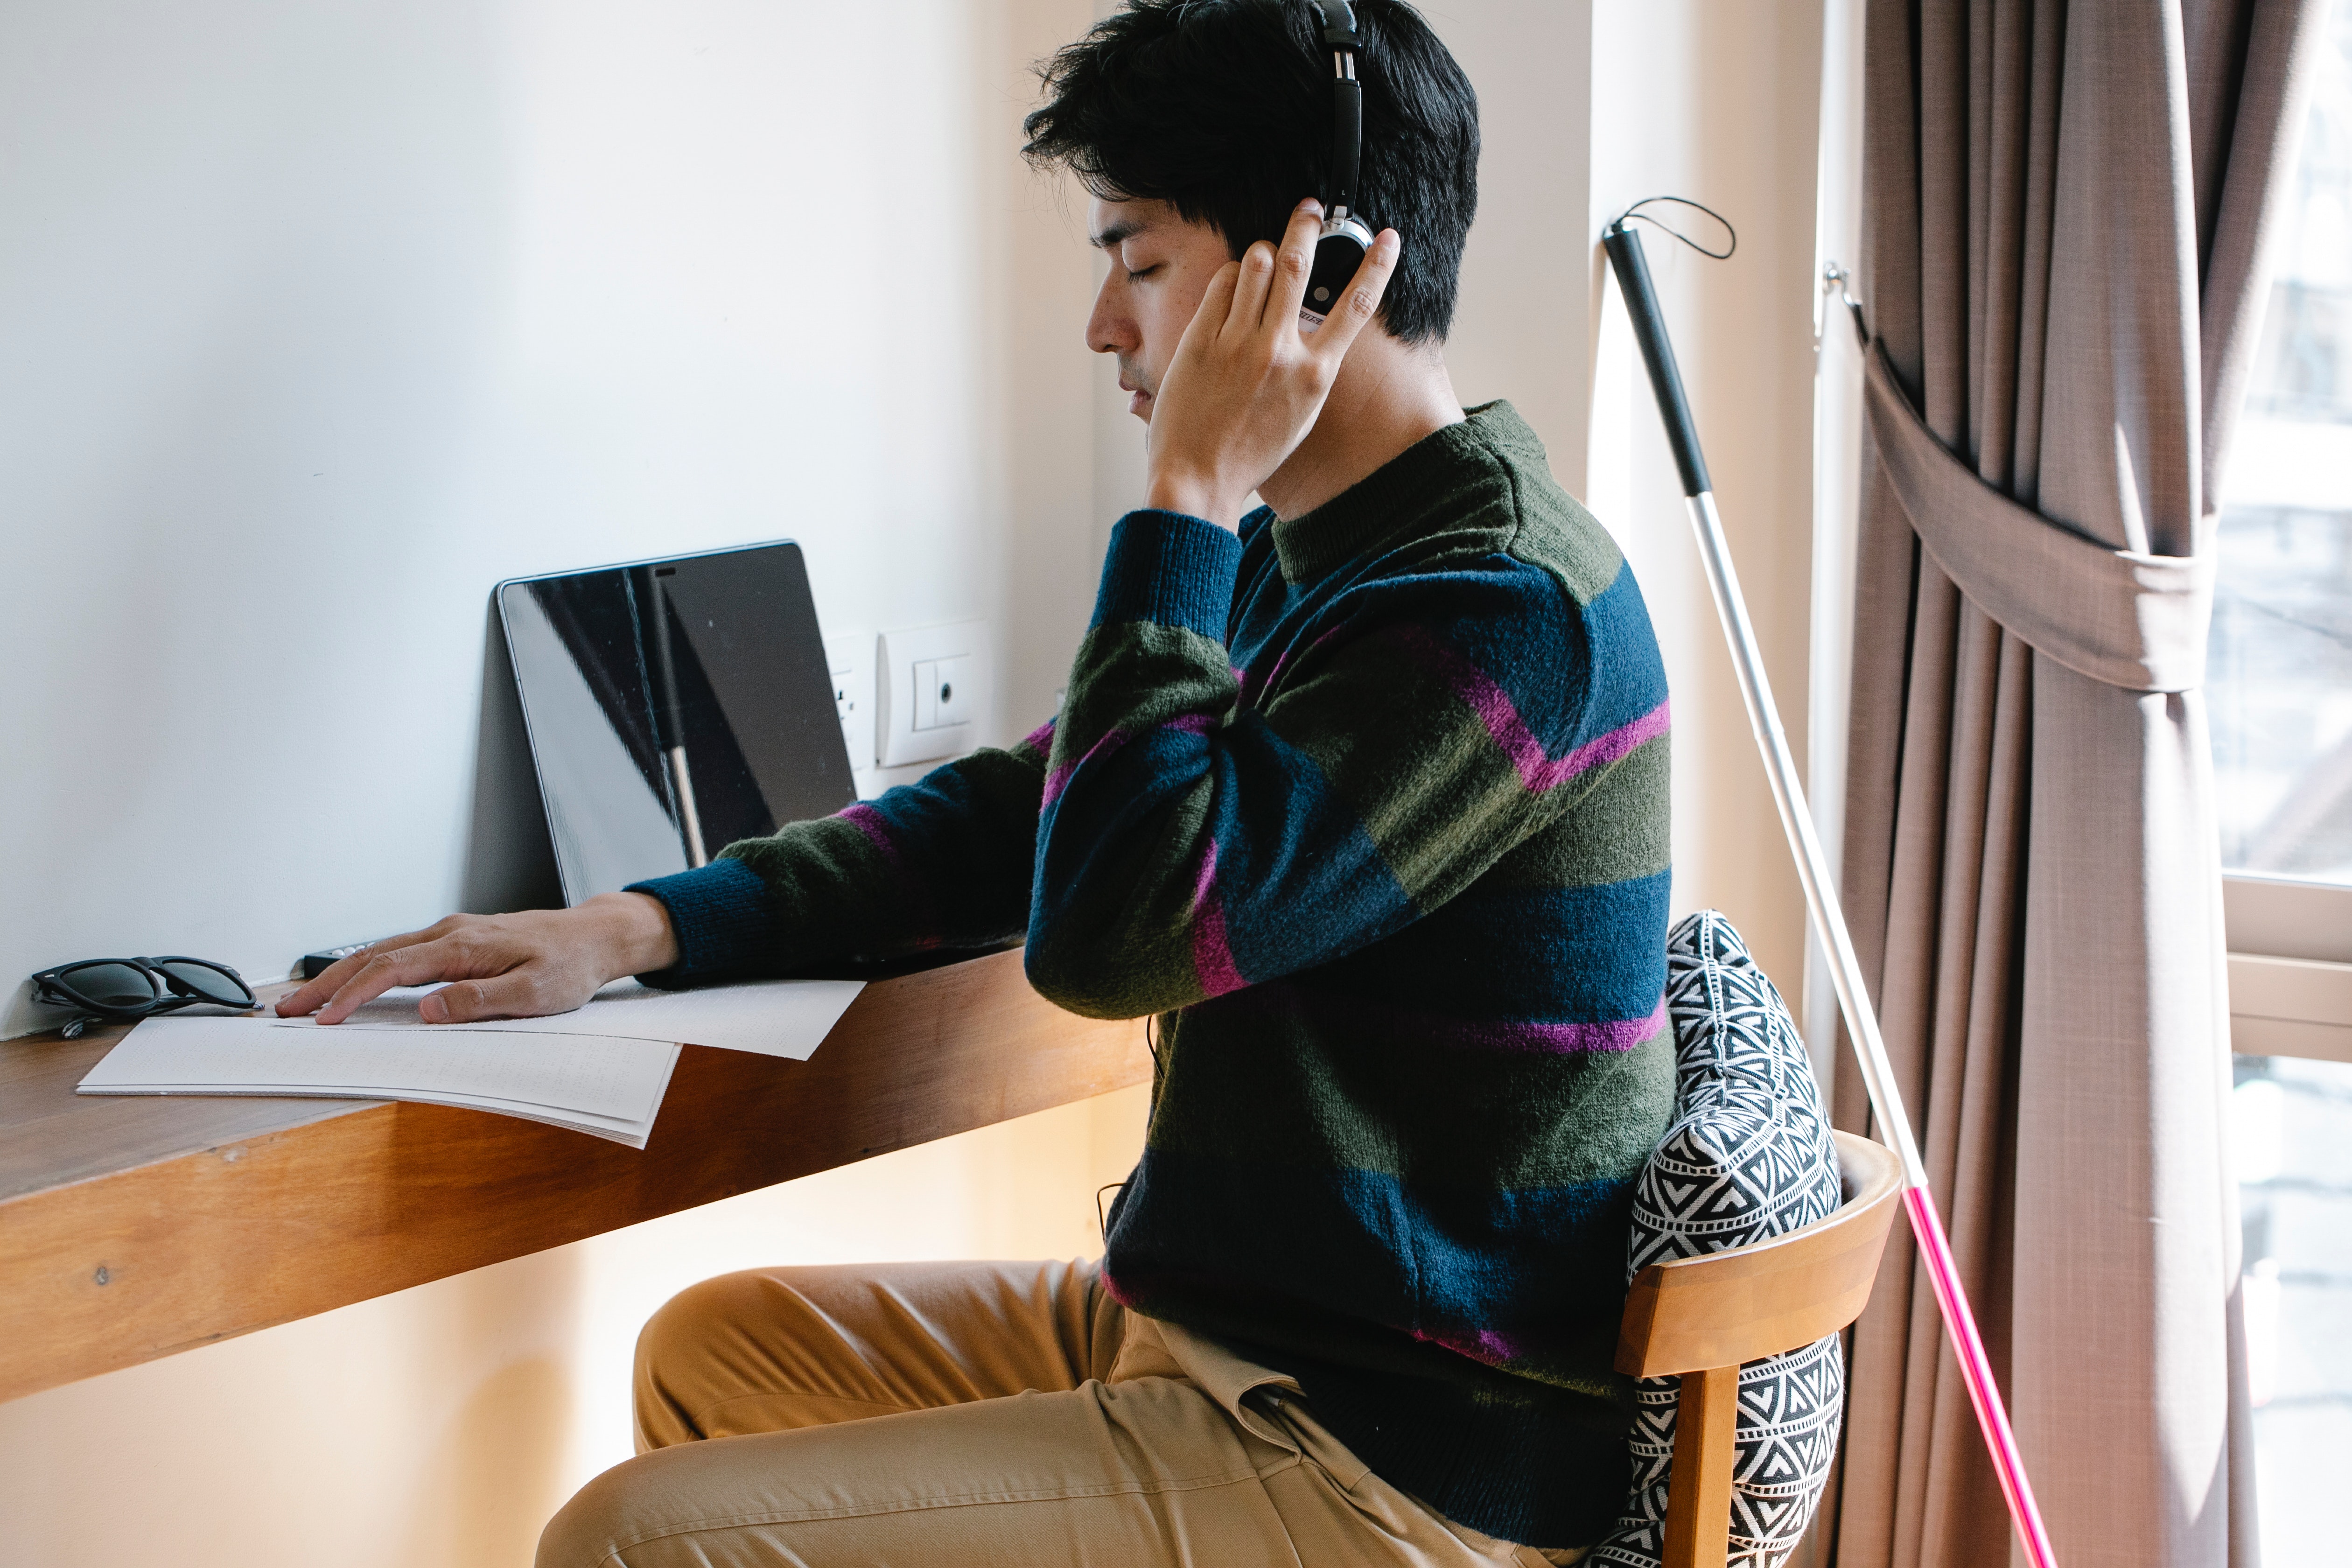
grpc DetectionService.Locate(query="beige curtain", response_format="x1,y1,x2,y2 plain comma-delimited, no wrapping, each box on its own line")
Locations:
1827,2,2327,1566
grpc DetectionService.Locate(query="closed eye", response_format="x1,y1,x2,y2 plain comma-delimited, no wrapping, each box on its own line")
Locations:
1125,263,1162,283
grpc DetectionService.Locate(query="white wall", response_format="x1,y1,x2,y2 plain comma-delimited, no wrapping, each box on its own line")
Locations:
1,1,1832,1560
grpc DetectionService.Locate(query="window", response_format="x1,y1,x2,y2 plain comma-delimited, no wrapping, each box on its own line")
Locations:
2213,3,2352,890
2220,6,2352,1560
2233,1054,2352,1564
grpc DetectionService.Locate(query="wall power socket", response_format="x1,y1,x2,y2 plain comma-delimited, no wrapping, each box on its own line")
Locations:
823,634,875,771
876,621,990,769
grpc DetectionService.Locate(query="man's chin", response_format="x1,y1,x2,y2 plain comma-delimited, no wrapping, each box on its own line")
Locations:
1129,391,1153,421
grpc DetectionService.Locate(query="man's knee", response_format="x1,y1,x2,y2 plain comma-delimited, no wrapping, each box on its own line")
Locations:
634,1269,775,1449
637,1271,764,1382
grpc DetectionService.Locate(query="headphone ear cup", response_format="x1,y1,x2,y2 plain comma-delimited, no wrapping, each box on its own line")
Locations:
1304,226,1370,320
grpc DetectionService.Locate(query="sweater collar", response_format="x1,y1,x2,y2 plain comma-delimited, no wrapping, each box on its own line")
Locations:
1266,400,1547,584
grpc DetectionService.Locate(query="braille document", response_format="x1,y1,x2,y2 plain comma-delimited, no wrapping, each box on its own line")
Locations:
76,978,866,1148
282,977,867,1059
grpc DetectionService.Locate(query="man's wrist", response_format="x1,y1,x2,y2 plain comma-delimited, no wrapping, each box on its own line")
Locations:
1144,471,1240,530
585,890,679,977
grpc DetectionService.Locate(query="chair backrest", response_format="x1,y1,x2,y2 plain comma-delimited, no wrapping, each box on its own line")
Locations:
1613,1130,1904,1568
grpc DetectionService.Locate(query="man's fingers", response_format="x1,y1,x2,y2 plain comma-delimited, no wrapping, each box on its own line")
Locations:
311,938,486,1025
1228,239,1282,337
1306,229,1403,365
1181,260,1244,355
420,970,567,1025
1158,260,1244,437
275,925,442,1017
1266,200,1324,328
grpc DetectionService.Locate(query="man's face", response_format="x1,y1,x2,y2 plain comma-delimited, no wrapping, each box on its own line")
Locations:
1085,196,1239,424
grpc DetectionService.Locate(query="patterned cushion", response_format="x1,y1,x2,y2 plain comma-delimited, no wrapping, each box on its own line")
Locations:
1590,910,1845,1568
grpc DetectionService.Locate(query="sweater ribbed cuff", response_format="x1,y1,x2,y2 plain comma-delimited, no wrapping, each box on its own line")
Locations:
625,857,772,987
1091,510,1244,640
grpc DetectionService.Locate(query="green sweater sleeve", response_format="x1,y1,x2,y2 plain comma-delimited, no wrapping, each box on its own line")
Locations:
626,722,1055,982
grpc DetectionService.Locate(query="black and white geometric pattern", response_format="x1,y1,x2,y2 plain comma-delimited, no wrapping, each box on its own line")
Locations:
1591,910,1845,1568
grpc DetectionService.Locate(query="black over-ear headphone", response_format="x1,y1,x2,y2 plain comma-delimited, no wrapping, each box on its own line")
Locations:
1303,0,1374,326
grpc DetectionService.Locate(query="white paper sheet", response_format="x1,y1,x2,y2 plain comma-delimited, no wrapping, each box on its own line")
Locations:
80,1015,674,1115
77,1015,681,1147
276,977,864,1061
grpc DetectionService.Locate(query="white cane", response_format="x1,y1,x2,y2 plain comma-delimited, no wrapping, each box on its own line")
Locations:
1601,215,2058,1568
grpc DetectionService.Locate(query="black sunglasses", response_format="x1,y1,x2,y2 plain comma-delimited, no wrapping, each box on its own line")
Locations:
31,957,260,1039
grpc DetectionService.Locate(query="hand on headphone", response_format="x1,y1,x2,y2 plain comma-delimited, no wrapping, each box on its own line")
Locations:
1142,199,1400,530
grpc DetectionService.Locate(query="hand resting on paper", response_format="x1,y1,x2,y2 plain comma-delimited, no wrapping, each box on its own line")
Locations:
274,892,680,1026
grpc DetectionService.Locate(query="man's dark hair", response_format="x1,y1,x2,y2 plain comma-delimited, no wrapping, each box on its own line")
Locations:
1022,0,1478,344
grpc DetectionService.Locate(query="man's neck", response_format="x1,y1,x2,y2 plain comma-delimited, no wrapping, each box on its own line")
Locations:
1256,334,1466,521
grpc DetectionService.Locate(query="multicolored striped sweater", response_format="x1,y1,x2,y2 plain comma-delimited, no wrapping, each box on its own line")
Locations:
631,401,1675,1547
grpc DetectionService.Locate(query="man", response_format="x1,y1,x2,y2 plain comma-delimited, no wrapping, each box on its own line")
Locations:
279,3,1672,1562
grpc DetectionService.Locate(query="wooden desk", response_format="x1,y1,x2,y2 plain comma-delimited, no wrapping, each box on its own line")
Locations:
0,950,1150,1406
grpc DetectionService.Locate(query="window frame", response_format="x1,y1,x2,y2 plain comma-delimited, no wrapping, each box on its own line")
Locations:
2226,873,2352,1062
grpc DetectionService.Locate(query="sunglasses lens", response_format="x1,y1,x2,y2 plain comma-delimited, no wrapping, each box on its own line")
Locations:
158,961,250,1006
61,963,161,1009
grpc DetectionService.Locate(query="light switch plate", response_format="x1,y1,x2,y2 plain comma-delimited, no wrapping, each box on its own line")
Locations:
877,620,989,768
823,633,874,770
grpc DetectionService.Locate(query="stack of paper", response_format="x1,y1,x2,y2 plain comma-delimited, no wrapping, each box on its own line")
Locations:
76,977,865,1148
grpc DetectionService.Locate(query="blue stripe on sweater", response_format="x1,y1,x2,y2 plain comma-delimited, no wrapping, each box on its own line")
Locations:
1201,712,1419,979
1031,707,1419,992
1297,871,1670,1023
1560,566,1672,740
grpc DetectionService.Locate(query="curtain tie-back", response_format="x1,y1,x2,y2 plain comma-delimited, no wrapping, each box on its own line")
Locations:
1863,343,2212,693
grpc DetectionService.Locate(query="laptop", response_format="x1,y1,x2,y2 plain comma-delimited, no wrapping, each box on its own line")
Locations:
497,541,855,904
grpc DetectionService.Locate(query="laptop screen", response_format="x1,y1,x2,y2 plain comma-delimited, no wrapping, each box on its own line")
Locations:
497,541,855,904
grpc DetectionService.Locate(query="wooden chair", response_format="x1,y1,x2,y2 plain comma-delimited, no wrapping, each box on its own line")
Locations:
1615,1129,1904,1568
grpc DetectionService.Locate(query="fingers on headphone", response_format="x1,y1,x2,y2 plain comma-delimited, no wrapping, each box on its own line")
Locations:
1268,205,1323,322
1355,231,1404,306
1231,239,1282,332
1316,230,1402,357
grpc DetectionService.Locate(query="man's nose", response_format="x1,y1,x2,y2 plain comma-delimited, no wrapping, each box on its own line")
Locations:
1085,273,1132,357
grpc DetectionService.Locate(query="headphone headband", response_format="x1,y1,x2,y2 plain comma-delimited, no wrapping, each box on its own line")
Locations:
1311,1,1362,222
1301,0,1374,326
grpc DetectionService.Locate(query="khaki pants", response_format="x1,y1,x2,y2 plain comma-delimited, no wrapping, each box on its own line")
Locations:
537,1259,1589,1568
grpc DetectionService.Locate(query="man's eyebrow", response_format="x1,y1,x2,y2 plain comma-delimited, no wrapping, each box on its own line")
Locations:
1089,218,1148,250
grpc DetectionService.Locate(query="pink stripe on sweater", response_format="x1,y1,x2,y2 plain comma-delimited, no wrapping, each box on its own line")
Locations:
838,802,897,863
1551,700,1673,785
1393,627,1670,794
1190,840,1246,998
1421,999,1669,1055
1243,981,1666,1057
1411,1323,1540,1370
